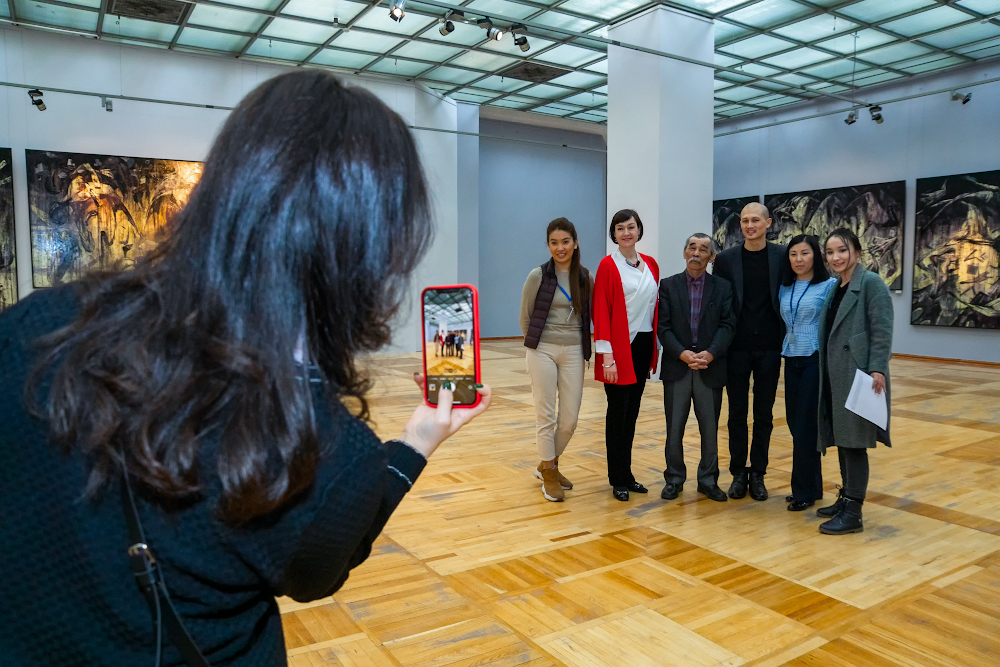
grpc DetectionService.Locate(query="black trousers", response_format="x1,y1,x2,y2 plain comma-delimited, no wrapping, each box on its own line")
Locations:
726,349,781,476
604,332,653,487
837,447,870,501
784,354,823,502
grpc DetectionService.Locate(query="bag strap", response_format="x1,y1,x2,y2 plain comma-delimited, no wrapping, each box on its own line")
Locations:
121,476,211,667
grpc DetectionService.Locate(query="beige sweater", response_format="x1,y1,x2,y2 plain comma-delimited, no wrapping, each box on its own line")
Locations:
520,267,582,347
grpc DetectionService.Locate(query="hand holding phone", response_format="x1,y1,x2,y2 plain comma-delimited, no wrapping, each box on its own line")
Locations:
402,374,491,458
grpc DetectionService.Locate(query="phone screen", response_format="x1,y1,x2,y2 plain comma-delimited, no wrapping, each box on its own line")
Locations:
423,285,479,407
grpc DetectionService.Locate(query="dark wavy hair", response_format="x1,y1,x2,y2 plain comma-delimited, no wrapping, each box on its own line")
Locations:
609,209,643,244
825,227,863,255
28,71,432,524
780,234,830,286
546,218,591,315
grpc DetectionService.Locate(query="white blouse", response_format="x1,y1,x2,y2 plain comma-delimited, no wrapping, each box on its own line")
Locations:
595,248,658,355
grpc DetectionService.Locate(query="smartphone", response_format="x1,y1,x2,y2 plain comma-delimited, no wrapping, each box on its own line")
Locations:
421,284,481,408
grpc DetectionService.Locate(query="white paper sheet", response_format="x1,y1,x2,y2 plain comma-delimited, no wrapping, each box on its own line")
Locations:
845,369,888,430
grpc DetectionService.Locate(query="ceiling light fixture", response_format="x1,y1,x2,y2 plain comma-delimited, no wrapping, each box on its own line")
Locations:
439,20,454,36
951,90,972,104
869,105,883,124
478,18,503,41
101,96,113,112
844,110,857,125
389,0,405,22
27,89,45,111
511,24,529,52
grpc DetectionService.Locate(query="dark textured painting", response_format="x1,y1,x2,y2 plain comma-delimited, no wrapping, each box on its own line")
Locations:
28,150,202,288
712,196,759,251
912,170,999,329
765,181,905,290
0,148,16,310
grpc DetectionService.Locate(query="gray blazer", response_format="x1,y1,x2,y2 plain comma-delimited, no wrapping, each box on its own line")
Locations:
818,267,894,452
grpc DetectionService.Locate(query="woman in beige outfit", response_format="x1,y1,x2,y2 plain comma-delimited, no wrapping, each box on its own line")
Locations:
520,218,593,502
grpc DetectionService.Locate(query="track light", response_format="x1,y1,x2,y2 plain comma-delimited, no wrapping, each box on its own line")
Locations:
101,96,113,112
869,105,883,124
951,90,972,104
844,110,857,125
511,24,529,52
388,0,405,22
439,20,454,36
27,89,45,111
478,18,503,41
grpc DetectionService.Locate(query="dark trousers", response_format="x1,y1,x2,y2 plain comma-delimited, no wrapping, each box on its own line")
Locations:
663,369,723,487
726,349,781,476
837,448,870,501
784,354,823,502
604,332,653,487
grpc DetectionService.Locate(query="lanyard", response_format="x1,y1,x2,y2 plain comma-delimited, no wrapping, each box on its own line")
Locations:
556,283,574,322
789,280,812,324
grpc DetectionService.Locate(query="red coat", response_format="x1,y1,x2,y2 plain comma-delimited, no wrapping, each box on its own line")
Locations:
593,253,660,385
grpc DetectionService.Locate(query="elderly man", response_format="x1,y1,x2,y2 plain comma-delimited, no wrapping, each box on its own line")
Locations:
713,203,785,502
657,234,736,502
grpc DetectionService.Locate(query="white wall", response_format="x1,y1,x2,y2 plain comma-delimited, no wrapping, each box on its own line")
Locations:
714,60,1000,364
0,26,458,353
456,103,480,288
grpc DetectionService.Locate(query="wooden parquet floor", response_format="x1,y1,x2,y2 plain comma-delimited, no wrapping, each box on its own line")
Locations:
280,340,1000,667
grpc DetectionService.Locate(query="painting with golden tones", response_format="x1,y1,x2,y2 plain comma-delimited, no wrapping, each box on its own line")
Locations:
712,196,759,252
912,170,999,329
764,181,905,290
27,150,202,287
0,148,15,311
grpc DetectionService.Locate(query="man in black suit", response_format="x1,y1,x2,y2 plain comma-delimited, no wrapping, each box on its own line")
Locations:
657,234,736,502
712,203,785,502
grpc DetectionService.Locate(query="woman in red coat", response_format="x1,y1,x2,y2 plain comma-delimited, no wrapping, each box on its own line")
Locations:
593,209,660,501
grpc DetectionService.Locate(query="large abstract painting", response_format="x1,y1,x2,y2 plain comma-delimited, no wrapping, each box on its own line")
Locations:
28,150,202,287
712,196,759,251
0,148,16,310
765,181,905,290
912,170,1000,329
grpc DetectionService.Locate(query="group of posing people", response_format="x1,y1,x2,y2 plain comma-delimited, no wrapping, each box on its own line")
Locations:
435,330,466,358
520,205,893,536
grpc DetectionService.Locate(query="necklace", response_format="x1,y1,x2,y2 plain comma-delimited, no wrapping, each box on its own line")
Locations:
623,254,641,268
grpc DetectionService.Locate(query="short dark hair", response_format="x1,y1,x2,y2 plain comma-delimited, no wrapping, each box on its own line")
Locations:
825,227,863,254
609,209,643,244
780,234,830,285
684,232,716,254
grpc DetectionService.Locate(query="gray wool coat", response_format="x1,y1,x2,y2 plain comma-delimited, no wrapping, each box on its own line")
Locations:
817,267,894,452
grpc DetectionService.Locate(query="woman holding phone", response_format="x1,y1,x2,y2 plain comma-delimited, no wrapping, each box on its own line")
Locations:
778,234,836,512
593,209,660,501
817,228,893,535
521,218,593,502
0,71,490,665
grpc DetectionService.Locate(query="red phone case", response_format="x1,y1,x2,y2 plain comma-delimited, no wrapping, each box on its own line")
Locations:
421,284,482,409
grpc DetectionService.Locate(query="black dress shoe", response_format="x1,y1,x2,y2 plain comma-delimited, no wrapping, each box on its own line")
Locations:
727,471,748,499
628,482,648,493
787,499,814,512
785,495,795,503
660,482,683,500
612,487,629,501
819,497,864,534
748,472,768,501
697,484,728,502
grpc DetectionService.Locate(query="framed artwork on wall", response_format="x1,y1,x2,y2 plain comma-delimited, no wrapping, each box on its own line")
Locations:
765,181,905,290
27,150,203,288
912,170,999,329
712,196,759,251
0,148,15,311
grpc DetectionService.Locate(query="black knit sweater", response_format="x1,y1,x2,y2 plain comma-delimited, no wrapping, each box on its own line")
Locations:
0,286,426,666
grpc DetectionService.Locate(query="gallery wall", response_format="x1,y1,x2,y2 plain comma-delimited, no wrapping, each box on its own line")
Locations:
477,118,607,338
714,59,1000,363
0,26,458,353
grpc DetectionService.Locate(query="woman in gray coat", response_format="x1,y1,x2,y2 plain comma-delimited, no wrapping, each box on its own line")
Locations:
817,228,893,535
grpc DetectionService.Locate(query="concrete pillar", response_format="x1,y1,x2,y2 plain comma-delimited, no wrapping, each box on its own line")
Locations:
606,7,715,278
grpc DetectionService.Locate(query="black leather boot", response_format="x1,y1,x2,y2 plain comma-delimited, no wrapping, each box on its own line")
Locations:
748,472,768,501
819,497,863,534
816,489,845,518
727,471,748,499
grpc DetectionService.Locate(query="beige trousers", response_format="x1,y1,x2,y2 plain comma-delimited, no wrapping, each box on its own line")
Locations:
525,342,584,461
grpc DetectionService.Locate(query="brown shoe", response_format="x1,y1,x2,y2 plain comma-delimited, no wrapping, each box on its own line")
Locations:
540,467,565,502
535,462,573,490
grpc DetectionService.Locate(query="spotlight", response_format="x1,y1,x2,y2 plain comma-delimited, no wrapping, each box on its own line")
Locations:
101,96,113,112
439,20,454,36
27,89,45,111
388,0,405,22
951,90,972,104
478,18,503,41
511,24,529,52
869,105,883,124
844,110,857,125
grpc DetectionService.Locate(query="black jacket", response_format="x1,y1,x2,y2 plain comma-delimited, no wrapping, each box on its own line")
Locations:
713,241,785,319
656,271,736,388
